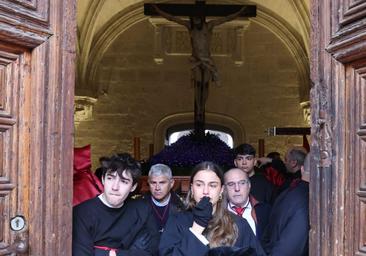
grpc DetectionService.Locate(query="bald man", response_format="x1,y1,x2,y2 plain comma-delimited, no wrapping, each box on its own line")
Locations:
224,168,271,239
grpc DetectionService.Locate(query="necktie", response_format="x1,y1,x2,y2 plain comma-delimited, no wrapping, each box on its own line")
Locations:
233,206,245,216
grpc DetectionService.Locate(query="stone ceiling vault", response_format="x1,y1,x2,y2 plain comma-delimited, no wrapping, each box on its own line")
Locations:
76,0,311,165
77,0,310,100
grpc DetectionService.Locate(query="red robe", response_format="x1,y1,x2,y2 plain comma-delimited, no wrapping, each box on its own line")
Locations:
73,145,103,206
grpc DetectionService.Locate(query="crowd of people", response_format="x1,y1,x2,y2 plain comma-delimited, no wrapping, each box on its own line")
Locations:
72,143,310,256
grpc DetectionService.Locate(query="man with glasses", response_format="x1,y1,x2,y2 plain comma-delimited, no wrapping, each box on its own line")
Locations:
224,168,271,239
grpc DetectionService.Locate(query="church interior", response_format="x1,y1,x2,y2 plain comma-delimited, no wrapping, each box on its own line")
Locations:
76,0,310,169
3,0,366,254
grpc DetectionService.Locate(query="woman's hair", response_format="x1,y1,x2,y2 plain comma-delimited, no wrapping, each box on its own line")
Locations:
185,161,238,248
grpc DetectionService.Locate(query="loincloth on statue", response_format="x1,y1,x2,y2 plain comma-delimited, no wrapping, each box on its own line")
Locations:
190,57,219,83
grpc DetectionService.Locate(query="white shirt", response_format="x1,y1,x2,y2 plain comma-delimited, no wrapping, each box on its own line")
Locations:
98,194,124,208
228,201,256,235
151,193,171,207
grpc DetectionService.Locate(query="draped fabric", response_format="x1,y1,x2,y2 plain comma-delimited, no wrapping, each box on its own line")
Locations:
73,145,103,206
263,166,285,187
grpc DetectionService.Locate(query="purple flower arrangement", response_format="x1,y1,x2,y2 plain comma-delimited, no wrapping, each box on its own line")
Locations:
149,132,235,169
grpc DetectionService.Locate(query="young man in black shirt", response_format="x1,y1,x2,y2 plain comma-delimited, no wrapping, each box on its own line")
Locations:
233,143,274,204
72,153,159,256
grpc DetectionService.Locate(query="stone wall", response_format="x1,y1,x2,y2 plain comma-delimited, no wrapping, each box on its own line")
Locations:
75,19,308,169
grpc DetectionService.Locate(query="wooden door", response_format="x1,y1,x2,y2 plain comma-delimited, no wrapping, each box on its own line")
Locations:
0,1,75,255
311,0,366,255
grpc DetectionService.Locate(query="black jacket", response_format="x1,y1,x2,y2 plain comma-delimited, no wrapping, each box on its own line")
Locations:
250,196,271,240
261,180,309,256
141,192,185,234
250,173,275,204
159,210,266,256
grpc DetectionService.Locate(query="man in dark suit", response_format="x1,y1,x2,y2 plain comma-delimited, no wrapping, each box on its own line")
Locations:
224,168,271,240
142,164,184,236
259,146,308,194
282,146,308,191
261,152,310,256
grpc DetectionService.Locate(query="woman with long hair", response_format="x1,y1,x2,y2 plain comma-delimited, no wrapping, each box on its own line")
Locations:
159,161,265,256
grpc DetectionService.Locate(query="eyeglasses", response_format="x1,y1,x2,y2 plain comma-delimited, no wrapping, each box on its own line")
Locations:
226,180,250,189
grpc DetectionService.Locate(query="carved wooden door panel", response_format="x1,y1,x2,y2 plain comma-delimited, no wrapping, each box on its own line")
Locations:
0,46,30,255
0,1,75,255
311,0,366,255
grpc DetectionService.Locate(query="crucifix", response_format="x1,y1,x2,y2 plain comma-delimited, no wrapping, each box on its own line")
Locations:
145,1,256,139
267,127,311,136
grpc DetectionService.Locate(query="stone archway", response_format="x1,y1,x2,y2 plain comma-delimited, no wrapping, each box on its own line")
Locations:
75,0,311,166
79,1,310,106
153,112,245,152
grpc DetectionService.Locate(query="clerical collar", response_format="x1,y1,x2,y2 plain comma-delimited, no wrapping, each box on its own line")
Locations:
98,194,124,208
151,193,171,207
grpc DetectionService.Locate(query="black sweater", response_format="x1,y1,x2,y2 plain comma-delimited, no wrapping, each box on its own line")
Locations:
72,196,159,256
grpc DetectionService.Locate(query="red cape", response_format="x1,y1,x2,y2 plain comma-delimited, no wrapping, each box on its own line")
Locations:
73,145,104,206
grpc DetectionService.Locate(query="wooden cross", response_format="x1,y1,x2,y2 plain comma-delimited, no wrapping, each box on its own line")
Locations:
144,1,256,18
267,127,311,136
145,1,256,139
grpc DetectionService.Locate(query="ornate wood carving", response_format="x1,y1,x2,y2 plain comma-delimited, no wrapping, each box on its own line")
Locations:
0,50,19,117
0,0,75,255
0,124,16,254
339,0,366,26
0,132,3,177
0,179,16,252
327,1,366,63
0,0,52,48
351,65,366,255
0,46,29,255
311,0,366,255
0,67,4,110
